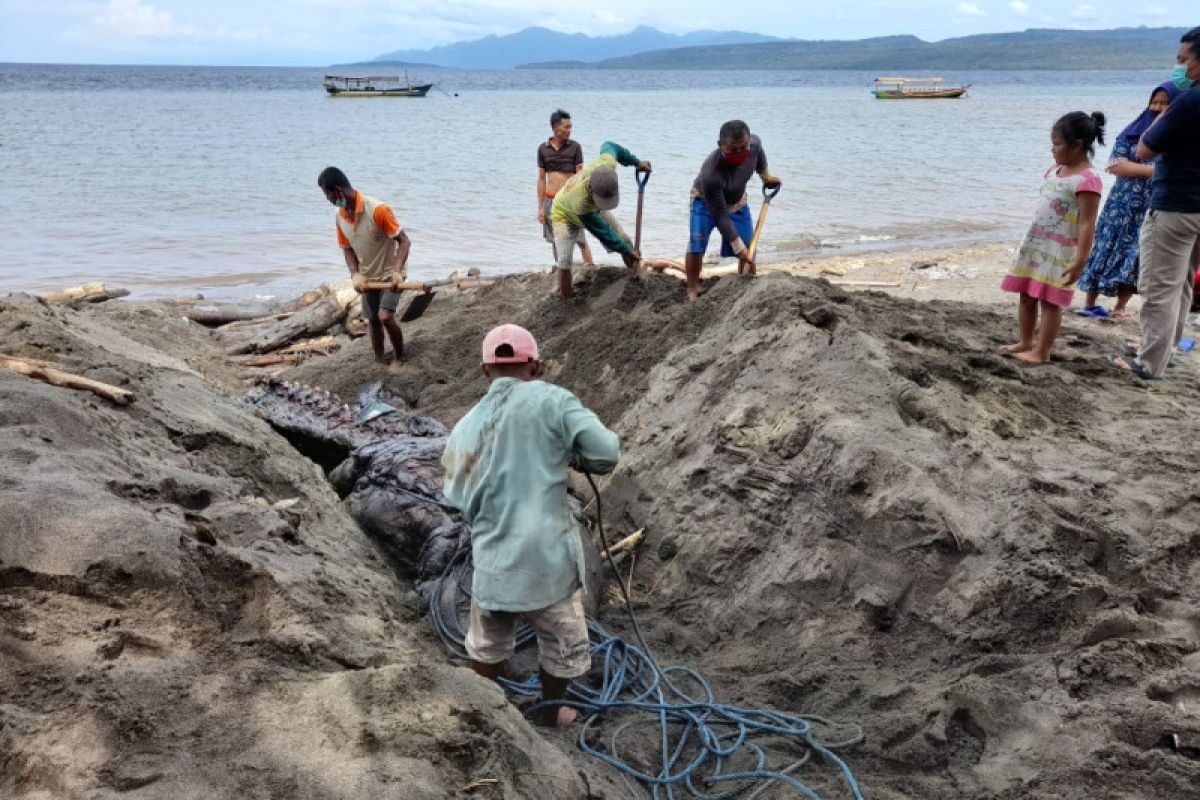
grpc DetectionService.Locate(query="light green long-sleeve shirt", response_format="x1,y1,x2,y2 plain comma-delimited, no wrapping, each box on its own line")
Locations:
550,141,640,229
441,378,620,612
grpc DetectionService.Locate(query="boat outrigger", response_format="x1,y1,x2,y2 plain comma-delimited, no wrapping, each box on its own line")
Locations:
872,77,970,99
323,73,433,98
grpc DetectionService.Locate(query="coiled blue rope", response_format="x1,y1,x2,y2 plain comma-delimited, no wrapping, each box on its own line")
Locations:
427,475,866,799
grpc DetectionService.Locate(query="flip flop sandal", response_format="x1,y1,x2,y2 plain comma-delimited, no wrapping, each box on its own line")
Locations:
1108,354,1162,380
1074,306,1103,317
1122,343,1177,368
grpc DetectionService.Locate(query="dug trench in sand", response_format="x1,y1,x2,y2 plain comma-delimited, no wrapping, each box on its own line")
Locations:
243,370,867,794
4,260,1200,799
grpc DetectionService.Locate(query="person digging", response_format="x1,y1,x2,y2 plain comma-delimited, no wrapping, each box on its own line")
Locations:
441,324,619,726
549,141,651,300
684,119,782,301
317,166,411,371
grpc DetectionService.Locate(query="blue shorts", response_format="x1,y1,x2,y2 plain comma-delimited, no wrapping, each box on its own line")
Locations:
688,197,754,256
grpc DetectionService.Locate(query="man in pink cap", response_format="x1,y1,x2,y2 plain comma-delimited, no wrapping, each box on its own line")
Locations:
441,324,620,727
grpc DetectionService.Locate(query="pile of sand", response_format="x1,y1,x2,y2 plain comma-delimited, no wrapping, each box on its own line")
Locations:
4,262,1200,798
0,294,599,799
290,267,1200,798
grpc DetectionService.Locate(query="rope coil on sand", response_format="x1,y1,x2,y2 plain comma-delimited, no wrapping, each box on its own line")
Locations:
427,474,865,799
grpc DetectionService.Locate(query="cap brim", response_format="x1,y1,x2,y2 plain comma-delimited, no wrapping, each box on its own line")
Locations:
593,192,619,211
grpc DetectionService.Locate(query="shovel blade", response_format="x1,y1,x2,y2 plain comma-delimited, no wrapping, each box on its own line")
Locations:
400,291,435,322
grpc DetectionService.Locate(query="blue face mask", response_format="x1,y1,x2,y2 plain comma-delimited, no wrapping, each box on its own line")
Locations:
1172,64,1195,91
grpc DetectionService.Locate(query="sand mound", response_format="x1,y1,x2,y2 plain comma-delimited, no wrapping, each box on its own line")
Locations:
286,267,1200,798
0,294,595,799
5,264,1200,798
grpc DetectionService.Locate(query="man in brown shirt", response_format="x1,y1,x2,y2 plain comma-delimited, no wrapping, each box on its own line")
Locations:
537,109,594,285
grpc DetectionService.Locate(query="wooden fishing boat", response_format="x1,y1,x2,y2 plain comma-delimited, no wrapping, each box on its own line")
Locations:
872,77,970,99
323,73,433,97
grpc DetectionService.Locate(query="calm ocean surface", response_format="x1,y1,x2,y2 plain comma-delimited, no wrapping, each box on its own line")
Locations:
0,63,1171,299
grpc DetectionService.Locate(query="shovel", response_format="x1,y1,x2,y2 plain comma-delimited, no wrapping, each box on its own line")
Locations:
742,183,781,275
362,278,461,322
355,400,397,425
633,167,651,255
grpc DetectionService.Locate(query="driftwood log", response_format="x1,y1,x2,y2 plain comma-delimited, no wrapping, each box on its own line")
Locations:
644,259,685,275
231,353,307,368
275,336,341,355
176,300,291,326
41,283,130,305
229,337,342,367
0,354,135,405
173,286,329,326
215,286,358,355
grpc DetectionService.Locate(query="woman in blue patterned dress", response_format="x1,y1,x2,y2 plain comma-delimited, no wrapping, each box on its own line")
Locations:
1076,81,1181,321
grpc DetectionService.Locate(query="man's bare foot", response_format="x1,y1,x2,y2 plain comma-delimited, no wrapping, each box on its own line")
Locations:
1012,350,1048,364
555,706,578,726
1000,342,1033,354
387,359,404,373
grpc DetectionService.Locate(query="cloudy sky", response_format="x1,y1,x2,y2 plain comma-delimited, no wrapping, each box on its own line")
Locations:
0,0,1191,66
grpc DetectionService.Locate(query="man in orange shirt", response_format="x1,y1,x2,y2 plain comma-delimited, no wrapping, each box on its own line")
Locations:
318,167,411,370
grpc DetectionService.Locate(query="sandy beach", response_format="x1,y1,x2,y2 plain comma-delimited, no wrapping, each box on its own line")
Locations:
3,240,1200,799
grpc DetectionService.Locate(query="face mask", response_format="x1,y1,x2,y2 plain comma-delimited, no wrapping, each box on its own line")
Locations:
724,150,750,167
1172,64,1195,91
335,197,347,209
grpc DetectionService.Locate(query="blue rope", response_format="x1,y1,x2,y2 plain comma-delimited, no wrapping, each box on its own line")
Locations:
426,479,866,799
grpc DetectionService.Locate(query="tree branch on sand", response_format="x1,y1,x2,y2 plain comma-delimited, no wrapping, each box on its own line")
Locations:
0,354,135,405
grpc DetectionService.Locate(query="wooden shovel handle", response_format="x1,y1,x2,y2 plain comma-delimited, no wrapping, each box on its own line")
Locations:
363,280,435,292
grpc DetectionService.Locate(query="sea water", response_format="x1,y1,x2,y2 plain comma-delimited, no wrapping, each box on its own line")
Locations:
0,64,1168,298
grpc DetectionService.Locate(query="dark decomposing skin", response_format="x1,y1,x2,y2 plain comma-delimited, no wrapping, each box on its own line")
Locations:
245,379,602,611
244,378,447,467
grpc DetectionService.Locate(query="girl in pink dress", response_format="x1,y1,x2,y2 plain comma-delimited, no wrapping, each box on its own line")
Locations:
1001,111,1105,364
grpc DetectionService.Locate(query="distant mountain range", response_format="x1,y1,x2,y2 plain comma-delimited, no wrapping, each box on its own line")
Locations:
524,26,1190,71
364,26,778,69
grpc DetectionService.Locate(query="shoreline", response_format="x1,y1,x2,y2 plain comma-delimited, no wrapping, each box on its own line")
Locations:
8,239,1023,305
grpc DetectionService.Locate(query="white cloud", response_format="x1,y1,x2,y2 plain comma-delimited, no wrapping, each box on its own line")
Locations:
592,10,624,26
1071,4,1097,20
94,0,187,38
66,0,271,44
1139,4,1168,21
957,3,986,17
1009,1,1029,15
